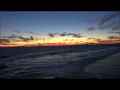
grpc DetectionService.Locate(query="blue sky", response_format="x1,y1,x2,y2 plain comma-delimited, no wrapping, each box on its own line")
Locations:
0,11,120,46
0,11,109,34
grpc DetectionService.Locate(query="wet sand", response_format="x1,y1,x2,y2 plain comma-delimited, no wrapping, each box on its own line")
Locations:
80,52,120,79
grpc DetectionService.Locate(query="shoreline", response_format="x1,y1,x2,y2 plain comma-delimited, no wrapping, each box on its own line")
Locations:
80,52,120,79
0,44,120,48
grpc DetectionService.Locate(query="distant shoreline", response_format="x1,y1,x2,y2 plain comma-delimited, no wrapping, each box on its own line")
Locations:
0,44,120,48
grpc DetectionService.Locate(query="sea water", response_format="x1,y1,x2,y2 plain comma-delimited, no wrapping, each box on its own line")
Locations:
0,44,120,79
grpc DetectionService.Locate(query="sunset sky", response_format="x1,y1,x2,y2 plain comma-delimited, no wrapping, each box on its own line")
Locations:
0,11,120,47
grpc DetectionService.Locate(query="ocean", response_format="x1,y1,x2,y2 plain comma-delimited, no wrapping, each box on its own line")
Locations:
0,44,120,79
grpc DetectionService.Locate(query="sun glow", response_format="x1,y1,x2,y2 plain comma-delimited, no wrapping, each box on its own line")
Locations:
0,35,120,47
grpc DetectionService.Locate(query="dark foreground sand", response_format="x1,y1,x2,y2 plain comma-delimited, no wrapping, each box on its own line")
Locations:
80,52,120,79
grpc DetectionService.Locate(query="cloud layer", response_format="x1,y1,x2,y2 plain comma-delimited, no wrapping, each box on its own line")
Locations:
108,31,120,34
98,12,120,27
0,35,35,43
48,33,57,37
88,12,120,31
88,36,120,44
14,30,40,35
25,31,40,35
108,36,120,39
48,32,83,38
0,39,10,43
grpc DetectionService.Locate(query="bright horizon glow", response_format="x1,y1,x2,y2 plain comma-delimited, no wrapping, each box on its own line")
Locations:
0,11,120,47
